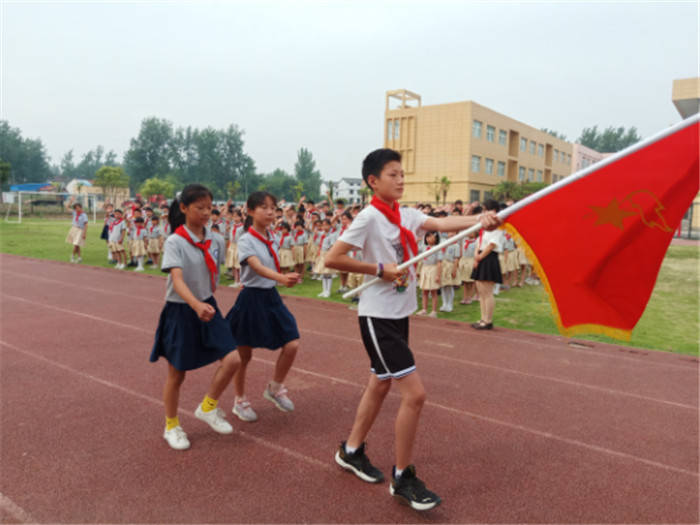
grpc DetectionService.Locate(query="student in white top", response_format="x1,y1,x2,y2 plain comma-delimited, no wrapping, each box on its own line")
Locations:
324,148,500,511
66,203,89,263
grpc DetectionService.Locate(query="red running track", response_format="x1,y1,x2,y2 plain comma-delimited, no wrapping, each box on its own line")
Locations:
0,254,697,523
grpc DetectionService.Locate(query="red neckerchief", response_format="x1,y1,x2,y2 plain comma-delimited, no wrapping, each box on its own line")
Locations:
339,225,347,236
231,222,242,238
313,232,319,242
294,230,304,241
248,227,281,272
163,223,170,234
477,229,484,251
109,218,123,232
175,226,218,292
370,195,417,263
319,232,327,249
280,232,290,247
136,225,145,237
149,224,157,234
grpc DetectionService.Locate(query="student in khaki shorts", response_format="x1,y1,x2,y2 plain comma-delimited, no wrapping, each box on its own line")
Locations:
325,148,500,511
66,203,88,263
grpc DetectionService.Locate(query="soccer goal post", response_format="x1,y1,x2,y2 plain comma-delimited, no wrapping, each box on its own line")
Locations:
2,192,100,224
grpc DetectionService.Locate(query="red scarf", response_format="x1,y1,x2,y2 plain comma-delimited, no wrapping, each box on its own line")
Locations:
319,233,327,250
149,224,157,234
231,222,243,239
109,218,123,232
313,232,319,243
175,226,218,293
248,227,281,272
370,195,417,263
136,225,145,237
280,232,290,247
294,230,304,241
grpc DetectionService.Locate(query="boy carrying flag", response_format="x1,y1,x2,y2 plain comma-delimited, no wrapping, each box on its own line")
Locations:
325,148,500,511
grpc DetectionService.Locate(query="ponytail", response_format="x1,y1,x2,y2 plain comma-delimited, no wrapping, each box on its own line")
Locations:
244,214,253,231
169,198,185,232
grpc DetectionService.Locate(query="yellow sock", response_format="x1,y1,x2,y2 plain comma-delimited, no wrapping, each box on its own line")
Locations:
201,395,218,413
165,416,179,431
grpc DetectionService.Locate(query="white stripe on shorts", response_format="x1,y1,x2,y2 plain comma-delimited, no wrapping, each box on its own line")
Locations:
367,318,416,380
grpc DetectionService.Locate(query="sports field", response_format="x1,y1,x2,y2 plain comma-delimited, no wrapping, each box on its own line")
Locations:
1,218,697,355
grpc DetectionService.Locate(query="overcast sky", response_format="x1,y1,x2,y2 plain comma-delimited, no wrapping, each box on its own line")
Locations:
2,0,697,181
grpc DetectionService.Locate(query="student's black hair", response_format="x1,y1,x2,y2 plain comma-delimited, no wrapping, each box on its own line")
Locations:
276,207,283,213
143,206,152,212
211,224,220,232
280,221,291,232
151,215,159,221
335,198,345,206
424,231,439,245
135,217,144,223
307,199,315,205
244,191,277,231
168,184,214,232
114,208,123,214
228,204,236,213
341,210,353,221
322,218,331,226
212,209,221,216
470,205,483,215
294,220,304,228
298,204,306,214
483,199,499,212
232,209,242,219
454,199,463,206
361,148,402,185
72,202,82,209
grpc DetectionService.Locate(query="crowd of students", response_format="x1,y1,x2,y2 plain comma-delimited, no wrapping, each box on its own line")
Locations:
64,148,529,512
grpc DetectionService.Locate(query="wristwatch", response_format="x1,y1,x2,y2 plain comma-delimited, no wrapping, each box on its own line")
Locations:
376,262,384,278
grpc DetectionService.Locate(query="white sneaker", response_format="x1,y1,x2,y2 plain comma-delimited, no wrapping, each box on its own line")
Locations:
163,425,190,450
77,257,82,263
135,266,144,272
195,404,233,434
232,398,258,422
263,384,294,412
70,256,75,263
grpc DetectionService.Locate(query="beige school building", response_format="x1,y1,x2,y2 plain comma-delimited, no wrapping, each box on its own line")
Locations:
383,89,574,204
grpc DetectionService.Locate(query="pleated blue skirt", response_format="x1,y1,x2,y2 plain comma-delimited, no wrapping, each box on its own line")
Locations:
470,251,503,284
226,287,299,350
149,296,236,371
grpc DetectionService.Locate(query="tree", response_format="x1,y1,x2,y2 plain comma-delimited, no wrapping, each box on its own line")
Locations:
360,184,372,205
226,180,242,201
439,176,451,204
541,128,567,141
492,181,521,201
0,161,10,188
293,181,304,202
124,117,176,191
259,169,296,201
94,166,129,204
139,176,175,200
0,121,53,184
294,148,322,200
325,180,337,202
577,125,641,152
426,178,441,204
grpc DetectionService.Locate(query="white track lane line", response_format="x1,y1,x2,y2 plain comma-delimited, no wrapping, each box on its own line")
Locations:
0,339,331,472
1,297,696,478
3,266,695,371
2,286,696,410
0,492,35,524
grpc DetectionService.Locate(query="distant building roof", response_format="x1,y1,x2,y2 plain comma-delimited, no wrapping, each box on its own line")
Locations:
9,182,54,192
341,178,362,184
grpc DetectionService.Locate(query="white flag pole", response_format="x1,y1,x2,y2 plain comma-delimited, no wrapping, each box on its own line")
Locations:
342,113,699,300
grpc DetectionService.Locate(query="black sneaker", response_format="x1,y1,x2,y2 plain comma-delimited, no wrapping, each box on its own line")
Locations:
334,441,384,483
390,465,441,511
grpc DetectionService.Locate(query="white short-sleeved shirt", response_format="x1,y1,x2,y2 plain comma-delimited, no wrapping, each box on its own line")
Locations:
443,243,460,262
479,229,504,253
149,224,163,239
421,249,443,266
108,219,126,243
237,231,279,289
161,226,226,303
72,211,88,229
339,206,429,319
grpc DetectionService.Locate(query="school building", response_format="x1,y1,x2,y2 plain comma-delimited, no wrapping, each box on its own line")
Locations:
672,77,700,234
383,89,575,204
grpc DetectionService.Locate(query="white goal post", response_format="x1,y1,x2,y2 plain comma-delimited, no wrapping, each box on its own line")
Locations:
2,191,99,224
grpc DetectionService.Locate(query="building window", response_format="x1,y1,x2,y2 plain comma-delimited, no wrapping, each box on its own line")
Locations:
498,130,507,145
530,141,536,154
497,161,505,177
537,170,543,182
471,155,481,172
519,166,526,181
554,149,559,162
520,137,527,151
486,125,495,142
473,120,482,139
528,168,534,181
567,154,571,165
484,191,493,201
394,119,400,140
387,120,393,141
470,189,481,203
538,144,544,156
485,158,494,174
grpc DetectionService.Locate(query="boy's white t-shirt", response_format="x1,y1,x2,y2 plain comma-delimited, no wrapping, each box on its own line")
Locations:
339,206,429,319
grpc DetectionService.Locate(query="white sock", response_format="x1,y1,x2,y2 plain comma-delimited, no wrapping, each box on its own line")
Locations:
394,467,404,479
108,250,112,260
494,283,501,294
324,277,332,294
441,287,449,309
345,443,358,455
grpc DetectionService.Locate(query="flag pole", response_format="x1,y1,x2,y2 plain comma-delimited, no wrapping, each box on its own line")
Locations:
342,113,700,300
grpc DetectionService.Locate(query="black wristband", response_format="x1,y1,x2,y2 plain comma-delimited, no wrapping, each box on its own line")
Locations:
376,262,384,278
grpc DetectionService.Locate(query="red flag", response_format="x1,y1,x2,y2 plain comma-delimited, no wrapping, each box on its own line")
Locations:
502,116,699,340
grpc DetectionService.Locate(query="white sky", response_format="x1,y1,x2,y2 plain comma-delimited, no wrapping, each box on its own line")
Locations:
1,0,697,181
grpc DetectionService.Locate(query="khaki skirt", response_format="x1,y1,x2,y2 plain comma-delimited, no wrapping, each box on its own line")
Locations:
347,272,364,289
148,238,161,254
314,250,335,276
306,242,318,263
458,256,474,283
516,247,530,266
226,242,239,269
441,260,460,287
418,263,440,291
292,245,305,265
131,239,147,257
65,226,85,247
279,248,294,268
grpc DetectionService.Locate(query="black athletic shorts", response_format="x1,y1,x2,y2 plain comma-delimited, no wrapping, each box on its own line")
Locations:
358,316,416,380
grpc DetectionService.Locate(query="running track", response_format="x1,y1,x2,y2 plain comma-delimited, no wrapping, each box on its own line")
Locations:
0,254,697,523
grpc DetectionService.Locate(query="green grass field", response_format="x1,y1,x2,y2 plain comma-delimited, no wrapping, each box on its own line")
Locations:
2,218,698,355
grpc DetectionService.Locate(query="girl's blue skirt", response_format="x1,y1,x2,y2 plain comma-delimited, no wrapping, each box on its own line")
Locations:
226,287,299,350
150,296,236,371
470,251,503,284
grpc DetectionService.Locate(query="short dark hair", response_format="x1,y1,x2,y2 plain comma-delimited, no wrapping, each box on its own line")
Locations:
361,148,401,185
483,199,499,212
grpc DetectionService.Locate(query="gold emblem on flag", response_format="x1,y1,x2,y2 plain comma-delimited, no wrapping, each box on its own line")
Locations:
587,190,672,232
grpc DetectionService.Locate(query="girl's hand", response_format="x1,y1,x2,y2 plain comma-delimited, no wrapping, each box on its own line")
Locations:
436,274,441,285
280,272,300,287
451,269,457,278
195,301,215,322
